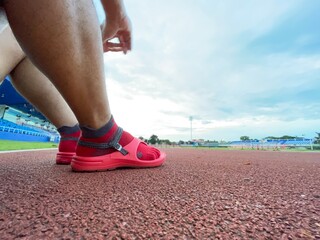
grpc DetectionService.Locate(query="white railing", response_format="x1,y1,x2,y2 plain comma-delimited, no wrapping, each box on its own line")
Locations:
0,126,48,137
227,139,314,150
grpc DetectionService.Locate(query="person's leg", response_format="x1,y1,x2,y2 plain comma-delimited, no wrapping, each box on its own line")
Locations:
0,24,24,81
3,0,165,171
0,24,80,164
10,57,77,129
10,57,81,164
1,22,78,129
4,0,110,129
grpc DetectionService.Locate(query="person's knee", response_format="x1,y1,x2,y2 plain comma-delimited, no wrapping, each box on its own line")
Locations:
0,25,26,80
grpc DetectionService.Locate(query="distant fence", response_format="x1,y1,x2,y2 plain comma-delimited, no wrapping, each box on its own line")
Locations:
226,139,315,150
178,139,316,150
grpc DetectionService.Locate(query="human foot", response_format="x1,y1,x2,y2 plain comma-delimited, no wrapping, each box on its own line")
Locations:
56,124,80,165
71,116,166,171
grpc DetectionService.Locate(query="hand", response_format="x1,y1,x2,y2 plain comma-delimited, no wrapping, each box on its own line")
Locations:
102,15,132,54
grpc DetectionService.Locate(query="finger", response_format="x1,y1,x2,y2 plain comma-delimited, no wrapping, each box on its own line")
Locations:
104,46,124,52
122,31,132,51
103,42,126,52
103,36,128,53
117,35,126,54
121,31,131,50
106,47,124,52
104,42,122,48
117,33,130,54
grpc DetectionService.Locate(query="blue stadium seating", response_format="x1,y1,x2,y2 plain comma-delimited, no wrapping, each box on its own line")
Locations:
0,77,46,120
0,118,58,142
228,139,314,148
0,76,60,142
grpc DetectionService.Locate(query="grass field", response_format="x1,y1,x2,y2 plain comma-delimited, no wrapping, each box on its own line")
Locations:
0,140,58,151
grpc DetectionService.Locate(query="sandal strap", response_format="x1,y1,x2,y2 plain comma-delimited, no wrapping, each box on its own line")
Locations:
78,127,128,155
60,137,79,142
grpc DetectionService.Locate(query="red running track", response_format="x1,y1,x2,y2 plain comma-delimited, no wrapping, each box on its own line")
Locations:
0,148,319,239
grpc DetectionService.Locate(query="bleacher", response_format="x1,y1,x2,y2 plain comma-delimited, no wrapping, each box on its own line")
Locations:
1,118,43,135
0,76,59,142
228,138,314,149
0,118,57,142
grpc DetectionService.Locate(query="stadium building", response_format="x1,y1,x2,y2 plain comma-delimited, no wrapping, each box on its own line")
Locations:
0,76,59,142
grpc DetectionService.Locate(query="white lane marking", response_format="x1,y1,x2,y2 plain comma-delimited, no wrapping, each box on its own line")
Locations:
0,148,57,154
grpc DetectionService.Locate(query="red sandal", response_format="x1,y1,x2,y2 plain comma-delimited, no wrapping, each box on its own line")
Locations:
56,152,75,165
71,137,166,172
56,135,79,165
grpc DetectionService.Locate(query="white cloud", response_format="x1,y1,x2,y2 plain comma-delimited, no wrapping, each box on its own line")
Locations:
103,0,320,141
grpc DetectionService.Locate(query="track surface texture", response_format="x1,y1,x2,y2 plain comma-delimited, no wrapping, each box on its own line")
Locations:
0,148,319,239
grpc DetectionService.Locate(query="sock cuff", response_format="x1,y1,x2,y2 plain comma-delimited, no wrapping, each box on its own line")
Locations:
80,115,115,138
57,124,80,135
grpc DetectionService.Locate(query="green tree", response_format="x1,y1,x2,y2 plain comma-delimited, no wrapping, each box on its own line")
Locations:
162,139,172,145
264,135,297,140
149,134,159,145
264,136,277,140
280,135,296,139
315,132,320,144
240,136,250,141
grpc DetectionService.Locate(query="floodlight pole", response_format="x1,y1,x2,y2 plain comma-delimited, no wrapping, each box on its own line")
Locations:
189,116,193,141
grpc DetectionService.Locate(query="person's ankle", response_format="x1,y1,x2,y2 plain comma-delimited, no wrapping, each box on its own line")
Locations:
76,116,133,157
58,124,81,153
79,113,112,130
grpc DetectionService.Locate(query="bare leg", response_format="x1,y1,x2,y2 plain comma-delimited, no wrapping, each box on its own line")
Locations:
0,25,24,81
11,57,81,164
10,58,78,128
11,57,80,164
0,25,77,128
3,0,111,129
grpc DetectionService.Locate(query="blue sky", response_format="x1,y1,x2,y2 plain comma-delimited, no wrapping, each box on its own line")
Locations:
101,0,320,141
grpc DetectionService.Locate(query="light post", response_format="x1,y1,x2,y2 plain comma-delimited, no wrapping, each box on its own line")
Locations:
189,116,193,141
